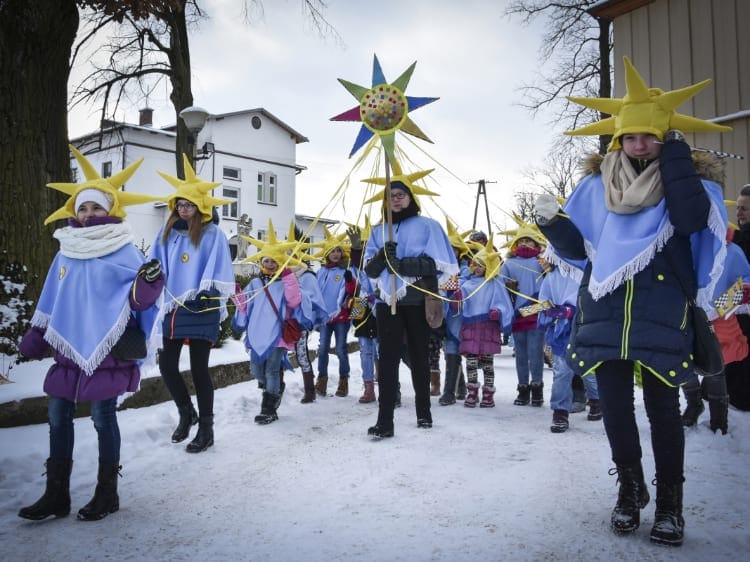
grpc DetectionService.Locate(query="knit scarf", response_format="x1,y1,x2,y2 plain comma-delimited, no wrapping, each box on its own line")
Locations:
601,150,663,214
54,222,134,259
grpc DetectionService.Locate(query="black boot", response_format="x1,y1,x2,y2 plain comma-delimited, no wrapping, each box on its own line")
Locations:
455,366,467,400
186,415,214,453
77,463,120,521
530,381,544,406
18,458,73,520
650,480,685,546
439,354,459,406
681,381,704,427
610,463,650,534
514,383,530,405
171,403,198,443
300,372,316,403
255,392,279,425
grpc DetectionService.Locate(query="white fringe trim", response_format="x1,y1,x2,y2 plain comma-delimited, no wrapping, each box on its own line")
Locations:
541,247,583,284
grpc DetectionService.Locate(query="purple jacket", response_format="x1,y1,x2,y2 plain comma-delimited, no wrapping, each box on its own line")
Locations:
19,274,163,402
459,319,502,356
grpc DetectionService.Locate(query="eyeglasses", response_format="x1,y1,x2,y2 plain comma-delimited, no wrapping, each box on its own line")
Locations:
389,191,408,200
176,202,197,210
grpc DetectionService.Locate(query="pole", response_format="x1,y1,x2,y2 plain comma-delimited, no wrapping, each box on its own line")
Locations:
470,179,496,234
384,151,397,315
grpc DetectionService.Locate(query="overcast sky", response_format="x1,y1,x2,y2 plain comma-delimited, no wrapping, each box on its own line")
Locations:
68,0,560,233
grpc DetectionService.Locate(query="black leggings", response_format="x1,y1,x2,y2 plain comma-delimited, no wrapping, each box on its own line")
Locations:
159,338,214,417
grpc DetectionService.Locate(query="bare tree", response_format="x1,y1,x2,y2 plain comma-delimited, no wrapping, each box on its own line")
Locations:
504,0,613,154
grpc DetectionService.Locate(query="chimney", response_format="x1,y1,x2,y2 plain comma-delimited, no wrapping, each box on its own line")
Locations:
139,108,153,127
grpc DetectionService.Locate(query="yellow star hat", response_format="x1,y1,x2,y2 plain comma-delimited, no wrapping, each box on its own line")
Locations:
445,218,471,257
311,225,351,262
499,213,547,251
565,56,731,151
285,220,321,262
471,235,502,280
44,145,162,225
241,218,306,269
157,154,235,222
361,159,439,208
345,215,373,244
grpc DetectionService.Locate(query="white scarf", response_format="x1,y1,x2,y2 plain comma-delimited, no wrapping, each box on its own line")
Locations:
601,150,663,214
54,222,134,259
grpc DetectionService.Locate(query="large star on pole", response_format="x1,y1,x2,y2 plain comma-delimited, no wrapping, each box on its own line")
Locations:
331,54,438,159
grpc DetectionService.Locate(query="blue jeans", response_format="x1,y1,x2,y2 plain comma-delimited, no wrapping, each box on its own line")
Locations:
513,329,545,385
550,355,600,411
251,347,286,395
318,322,350,377
48,396,120,465
358,337,378,382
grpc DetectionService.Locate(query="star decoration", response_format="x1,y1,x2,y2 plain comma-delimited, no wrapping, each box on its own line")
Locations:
498,213,547,251
241,218,307,268
331,54,439,159
445,218,471,258
310,225,351,262
471,235,503,281
44,145,162,225
361,158,439,206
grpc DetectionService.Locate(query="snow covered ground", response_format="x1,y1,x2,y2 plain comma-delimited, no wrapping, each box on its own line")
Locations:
1,339,748,561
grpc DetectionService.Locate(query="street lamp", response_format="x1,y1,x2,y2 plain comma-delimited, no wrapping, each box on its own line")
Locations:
179,106,209,166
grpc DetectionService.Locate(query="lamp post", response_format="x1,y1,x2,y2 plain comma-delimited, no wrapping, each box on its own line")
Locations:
179,106,209,168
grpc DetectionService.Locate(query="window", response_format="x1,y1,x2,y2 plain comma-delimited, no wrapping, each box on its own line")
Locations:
256,229,266,241
257,171,277,204
71,167,78,182
223,166,241,181
102,161,112,178
221,187,239,219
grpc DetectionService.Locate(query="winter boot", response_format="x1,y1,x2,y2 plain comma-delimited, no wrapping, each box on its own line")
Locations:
513,383,530,406
335,377,349,397
171,403,199,443
18,458,73,520
479,385,496,408
77,463,121,521
587,399,603,421
708,396,729,435
301,372,316,404
367,423,394,439
430,370,441,396
254,392,279,425
439,353,459,405
650,480,685,546
681,382,705,427
610,463,650,534
186,415,214,452
359,381,376,403
417,412,433,429
571,375,587,413
530,381,544,407
550,409,569,433
455,366,467,400
315,375,328,397
464,382,480,408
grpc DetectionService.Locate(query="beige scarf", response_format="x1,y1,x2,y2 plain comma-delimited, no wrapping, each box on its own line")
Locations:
601,150,663,214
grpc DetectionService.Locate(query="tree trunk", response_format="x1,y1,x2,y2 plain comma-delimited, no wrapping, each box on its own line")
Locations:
0,0,79,347
597,17,612,155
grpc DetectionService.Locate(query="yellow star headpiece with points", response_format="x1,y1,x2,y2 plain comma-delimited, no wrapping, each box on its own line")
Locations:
565,56,731,151
44,145,162,225
158,154,235,222
345,215,373,243
285,220,320,262
311,226,351,262
241,218,307,269
499,213,547,251
361,159,439,207
471,235,502,281
445,218,471,257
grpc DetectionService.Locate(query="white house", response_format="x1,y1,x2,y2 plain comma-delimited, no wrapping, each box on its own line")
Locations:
71,107,337,262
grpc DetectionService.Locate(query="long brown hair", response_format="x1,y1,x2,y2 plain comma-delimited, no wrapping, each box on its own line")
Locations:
161,209,206,246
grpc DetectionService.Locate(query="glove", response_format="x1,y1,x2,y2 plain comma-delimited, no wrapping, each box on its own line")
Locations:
346,225,362,250
664,129,686,143
534,194,560,225
344,269,353,282
545,305,574,319
281,268,293,277
140,259,161,283
488,308,500,321
230,285,248,314
384,241,400,273
193,290,212,311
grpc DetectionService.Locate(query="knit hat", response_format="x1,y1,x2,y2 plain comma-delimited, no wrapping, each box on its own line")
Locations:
157,154,235,223
565,56,731,151
44,145,162,225
74,188,113,213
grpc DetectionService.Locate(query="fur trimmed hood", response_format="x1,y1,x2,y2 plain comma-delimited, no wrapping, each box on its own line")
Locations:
579,150,726,186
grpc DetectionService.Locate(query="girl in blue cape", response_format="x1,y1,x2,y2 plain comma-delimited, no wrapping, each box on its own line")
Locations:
149,156,235,453
534,57,731,546
18,147,163,522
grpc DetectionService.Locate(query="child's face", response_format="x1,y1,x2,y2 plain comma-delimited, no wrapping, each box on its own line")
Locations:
472,262,486,276
621,133,662,160
175,199,198,221
327,247,343,263
261,258,279,273
516,237,538,249
76,201,109,224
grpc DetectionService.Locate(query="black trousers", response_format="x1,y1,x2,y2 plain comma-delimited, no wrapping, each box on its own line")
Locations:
375,302,431,428
159,338,214,417
595,360,684,484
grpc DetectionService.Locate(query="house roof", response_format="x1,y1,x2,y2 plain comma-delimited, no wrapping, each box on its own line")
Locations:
587,0,655,19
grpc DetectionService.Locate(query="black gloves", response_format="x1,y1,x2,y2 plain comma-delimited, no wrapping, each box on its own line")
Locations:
139,259,162,283
344,269,354,283
384,241,399,273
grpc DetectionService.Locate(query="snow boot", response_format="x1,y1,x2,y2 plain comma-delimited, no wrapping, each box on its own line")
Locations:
367,424,394,439
171,403,199,443
513,383,530,406
587,399,603,421
530,381,544,407
186,415,214,452
550,409,569,433
335,377,349,397
301,372,316,404
479,385,496,408
681,381,704,427
77,463,120,521
610,462,650,534
464,382,480,408
315,375,328,397
255,392,279,425
439,353,459,405
650,480,685,546
430,370,441,396
359,381,376,403
455,366,467,400
18,458,73,520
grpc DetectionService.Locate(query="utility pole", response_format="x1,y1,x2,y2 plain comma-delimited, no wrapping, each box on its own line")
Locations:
469,179,496,234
